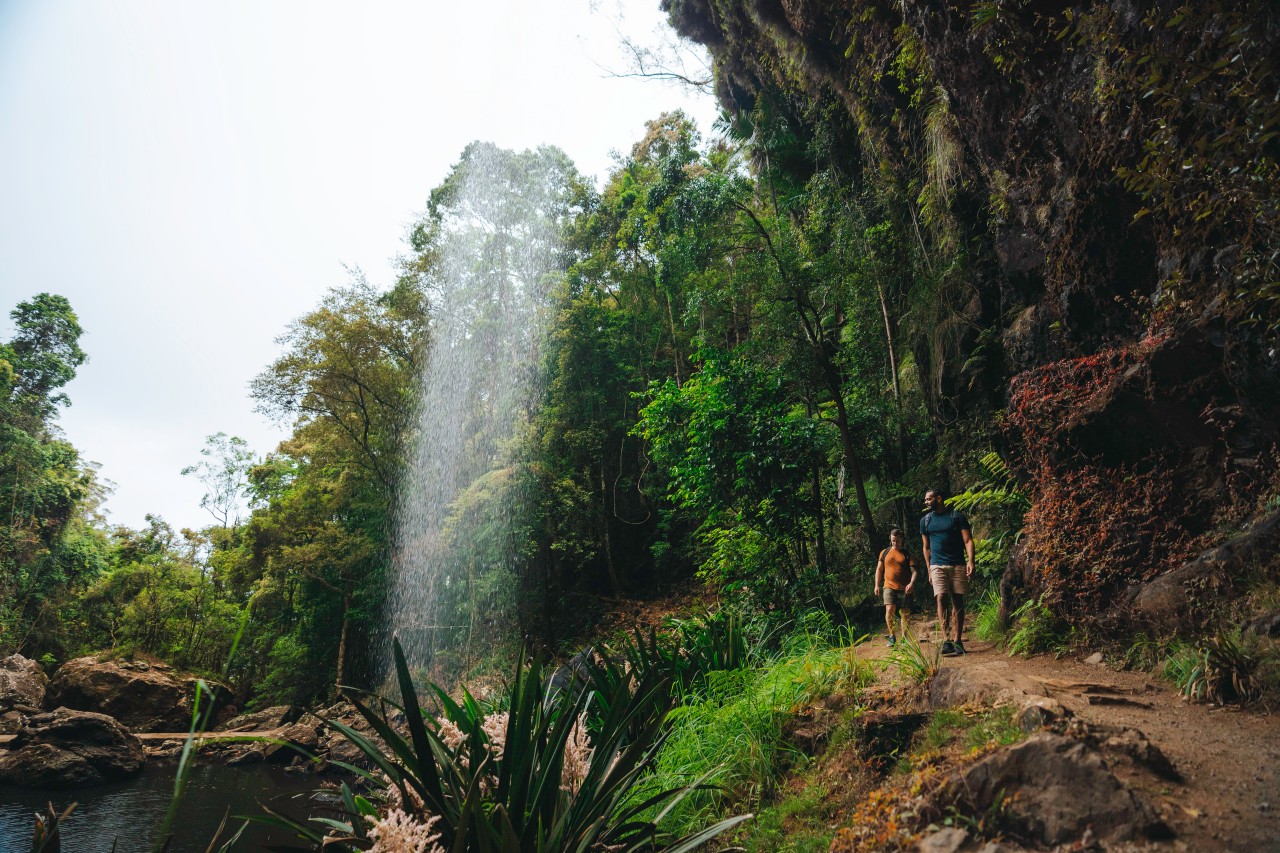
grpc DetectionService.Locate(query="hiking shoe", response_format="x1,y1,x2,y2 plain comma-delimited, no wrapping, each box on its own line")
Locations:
941,640,958,656
887,635,897,647
952,640,967,656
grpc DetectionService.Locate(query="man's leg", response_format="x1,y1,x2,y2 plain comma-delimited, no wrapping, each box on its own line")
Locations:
899,606,911,640
885,604,897,639
953,594,966,642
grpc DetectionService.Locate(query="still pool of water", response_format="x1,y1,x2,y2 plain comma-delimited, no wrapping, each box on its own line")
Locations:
0,763,328,852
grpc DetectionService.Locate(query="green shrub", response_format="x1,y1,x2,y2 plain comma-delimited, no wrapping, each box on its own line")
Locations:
886,631,938,683
1159,639,1198,687
632,629,869,837
1005,596,1062,657
1178,631,1262,706
971,587,1005,644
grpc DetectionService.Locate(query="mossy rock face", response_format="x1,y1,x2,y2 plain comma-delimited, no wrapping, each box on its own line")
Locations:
666,0,1280,627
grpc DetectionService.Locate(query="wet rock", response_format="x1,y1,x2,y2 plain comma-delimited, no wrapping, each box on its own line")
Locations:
226,744,266,765
0,654,47,711
0,707,144,787
0,710,25,734
319,702,392,771
932,734,1171,847
45,656,227,732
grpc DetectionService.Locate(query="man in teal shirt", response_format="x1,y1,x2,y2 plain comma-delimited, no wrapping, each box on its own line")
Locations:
920,488,976,655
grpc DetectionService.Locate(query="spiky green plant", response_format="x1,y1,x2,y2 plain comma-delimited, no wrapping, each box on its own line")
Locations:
1180,631,1262,706
253,638,749,851
886,631,939,683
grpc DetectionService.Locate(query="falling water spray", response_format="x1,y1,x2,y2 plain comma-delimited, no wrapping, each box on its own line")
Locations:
384,142,575,685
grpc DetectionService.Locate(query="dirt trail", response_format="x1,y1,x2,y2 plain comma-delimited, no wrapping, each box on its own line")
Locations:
858,619,1280,852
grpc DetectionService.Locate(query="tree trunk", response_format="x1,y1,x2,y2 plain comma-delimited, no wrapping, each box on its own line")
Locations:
666,292,683,385
335,593,351,698
600,465,622,597
823,362,879,549
875,278,913,530
812,458,827,574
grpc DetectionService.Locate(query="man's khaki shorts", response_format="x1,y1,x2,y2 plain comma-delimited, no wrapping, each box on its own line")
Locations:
929,564,970,596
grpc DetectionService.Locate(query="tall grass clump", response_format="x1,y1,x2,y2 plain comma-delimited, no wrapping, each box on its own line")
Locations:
886,631,939,683
632,617,872,837
971,587,1006,644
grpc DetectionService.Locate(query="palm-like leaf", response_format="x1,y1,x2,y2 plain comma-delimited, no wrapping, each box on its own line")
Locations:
251,637,748,851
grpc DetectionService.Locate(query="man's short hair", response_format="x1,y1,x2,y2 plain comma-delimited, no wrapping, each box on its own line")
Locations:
888,527,905,538
924,486,947,499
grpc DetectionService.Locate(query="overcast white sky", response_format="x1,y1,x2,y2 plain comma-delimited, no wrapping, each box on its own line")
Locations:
0,0,718,533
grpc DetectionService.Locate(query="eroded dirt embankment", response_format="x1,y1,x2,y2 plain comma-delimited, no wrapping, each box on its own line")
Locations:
832,625,1280,852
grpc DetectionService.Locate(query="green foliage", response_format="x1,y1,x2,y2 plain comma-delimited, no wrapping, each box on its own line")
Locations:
885,630,938,683
971,587,1006,643
633,624,869,836
600,609,752,698
1,293,108,659
637,355,826,602
180,433,255,528
1178,631,1263,706
1005,596,1063,657
734,779,833,852
949,451,1028,586
915,706,1025,758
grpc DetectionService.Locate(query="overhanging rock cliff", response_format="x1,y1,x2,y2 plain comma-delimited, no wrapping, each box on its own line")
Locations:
663,0,1280,625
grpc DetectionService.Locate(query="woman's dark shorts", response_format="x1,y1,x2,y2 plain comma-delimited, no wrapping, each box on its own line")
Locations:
883,588,909,609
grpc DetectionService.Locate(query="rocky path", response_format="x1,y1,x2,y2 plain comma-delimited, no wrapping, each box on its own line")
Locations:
859,623,1280,851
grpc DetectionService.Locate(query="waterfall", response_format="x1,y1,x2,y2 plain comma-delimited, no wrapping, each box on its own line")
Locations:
385,142,576,684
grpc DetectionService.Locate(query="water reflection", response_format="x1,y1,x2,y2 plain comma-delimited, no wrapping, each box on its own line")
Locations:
0,763,322,852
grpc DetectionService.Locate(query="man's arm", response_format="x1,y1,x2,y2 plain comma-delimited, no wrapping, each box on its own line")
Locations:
921,534,931,569
906,557,918,595
962,528,976,576
874,552,885,594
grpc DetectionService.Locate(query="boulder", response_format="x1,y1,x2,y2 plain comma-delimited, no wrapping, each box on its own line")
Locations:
932,734,1170,847
263,713,324,763
214,704,301,732
913,827,968,853
1245,609,1280,638
1128,508,1280,629
44,656,226,732
0,654,48,733
0,654,47,710
1014,697,1071,733
0,707,144,787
